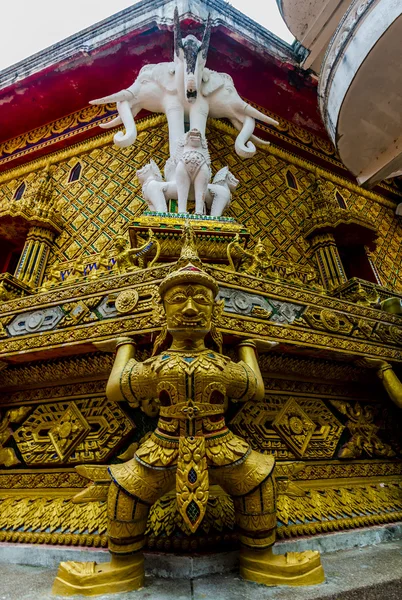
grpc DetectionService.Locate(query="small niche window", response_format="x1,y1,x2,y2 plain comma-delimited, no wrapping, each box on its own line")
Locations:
0,239,23,274
286,170,298,190
335,190,347,209
338,245,378,284
14,182,26,200
68,162,82,183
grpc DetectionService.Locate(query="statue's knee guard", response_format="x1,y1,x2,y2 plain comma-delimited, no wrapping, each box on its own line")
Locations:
107,481,149,555
233,475,277,549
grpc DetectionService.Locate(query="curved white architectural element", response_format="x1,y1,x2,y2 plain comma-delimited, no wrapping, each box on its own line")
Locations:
277,0,351,70
319,0,402,187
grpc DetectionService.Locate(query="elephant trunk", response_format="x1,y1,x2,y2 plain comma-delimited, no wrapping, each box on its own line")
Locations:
185,71,198,104
230,118,271,149
249,134,271,147
113,101,137,148
235,115,257,158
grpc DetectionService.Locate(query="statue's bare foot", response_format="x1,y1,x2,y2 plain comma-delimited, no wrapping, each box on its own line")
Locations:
52,554,144,596
240,547,325,587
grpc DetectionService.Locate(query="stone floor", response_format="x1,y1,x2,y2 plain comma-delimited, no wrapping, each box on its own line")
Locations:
1,540,402,599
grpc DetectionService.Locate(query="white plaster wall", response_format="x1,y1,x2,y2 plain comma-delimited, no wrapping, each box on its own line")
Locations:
320,0,402,182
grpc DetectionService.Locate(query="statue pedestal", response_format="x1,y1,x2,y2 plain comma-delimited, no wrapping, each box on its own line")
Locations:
1,521,400,575
129,212,248,265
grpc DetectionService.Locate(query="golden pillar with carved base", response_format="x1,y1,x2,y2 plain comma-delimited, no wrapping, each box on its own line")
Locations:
14,226,57,288
309,232,347,289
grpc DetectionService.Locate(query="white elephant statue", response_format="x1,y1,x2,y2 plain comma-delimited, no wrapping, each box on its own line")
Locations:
90,8,278,159
137,159,238,218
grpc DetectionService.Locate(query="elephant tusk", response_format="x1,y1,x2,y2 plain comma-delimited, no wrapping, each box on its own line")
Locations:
244,104,279,127
99,115,123,130
90,89,135,105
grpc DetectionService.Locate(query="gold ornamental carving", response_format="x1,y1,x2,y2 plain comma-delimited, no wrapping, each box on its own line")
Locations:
115,289,139,314
230,396,344,460
14,398,134,465
301,307,354,335
1,477,402,549
227,234,317,286
330,401,397,459
272,398,316,458
48,402,91,462
0,407,30,467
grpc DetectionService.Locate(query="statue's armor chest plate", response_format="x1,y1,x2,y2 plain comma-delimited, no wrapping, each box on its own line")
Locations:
151,351,229,437
154,350,228,405
120,349,256,469
180,150,210,178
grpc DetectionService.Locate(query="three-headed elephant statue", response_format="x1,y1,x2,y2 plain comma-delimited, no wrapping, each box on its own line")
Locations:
90,8,278,159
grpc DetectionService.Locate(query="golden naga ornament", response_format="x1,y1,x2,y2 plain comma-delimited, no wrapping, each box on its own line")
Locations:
53,226,324,596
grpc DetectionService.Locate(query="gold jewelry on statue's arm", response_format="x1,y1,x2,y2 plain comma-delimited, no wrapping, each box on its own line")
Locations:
237,339,278,402
106,338,137,403
237,341,265,402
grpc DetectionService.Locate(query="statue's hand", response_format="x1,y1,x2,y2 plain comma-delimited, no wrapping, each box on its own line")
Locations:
241,339,278,353
356,357,390,370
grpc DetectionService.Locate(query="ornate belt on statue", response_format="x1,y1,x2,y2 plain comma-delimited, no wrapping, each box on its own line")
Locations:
159,400,225,420
159,400,225,532
176,435,208,534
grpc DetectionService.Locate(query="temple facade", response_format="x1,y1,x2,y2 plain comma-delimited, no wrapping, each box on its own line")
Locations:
0,0,401,578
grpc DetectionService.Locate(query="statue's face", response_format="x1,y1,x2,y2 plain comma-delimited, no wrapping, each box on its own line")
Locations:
228,173,239,190
188,130,202,147
163,283,214,340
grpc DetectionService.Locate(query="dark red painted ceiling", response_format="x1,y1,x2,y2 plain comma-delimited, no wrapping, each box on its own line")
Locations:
0,20,326,148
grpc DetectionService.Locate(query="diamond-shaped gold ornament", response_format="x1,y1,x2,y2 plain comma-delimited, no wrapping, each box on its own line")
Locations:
272,398,316,458
49,402,91,461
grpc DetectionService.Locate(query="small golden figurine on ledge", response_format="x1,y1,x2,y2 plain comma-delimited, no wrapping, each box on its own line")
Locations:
53,226,324,596
227,233,317,285
113,229,160,274
228,234,274,278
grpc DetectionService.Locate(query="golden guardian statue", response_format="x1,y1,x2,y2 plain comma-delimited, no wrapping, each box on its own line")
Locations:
53,228,324,596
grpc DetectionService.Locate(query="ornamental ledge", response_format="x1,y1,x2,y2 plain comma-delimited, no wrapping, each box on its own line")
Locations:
1,277,402,363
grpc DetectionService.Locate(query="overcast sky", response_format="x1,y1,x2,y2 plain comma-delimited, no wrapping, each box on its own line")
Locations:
0,0,293,72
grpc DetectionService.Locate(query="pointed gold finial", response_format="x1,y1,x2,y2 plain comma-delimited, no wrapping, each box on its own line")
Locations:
36,163,54,207
176,220,202,268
